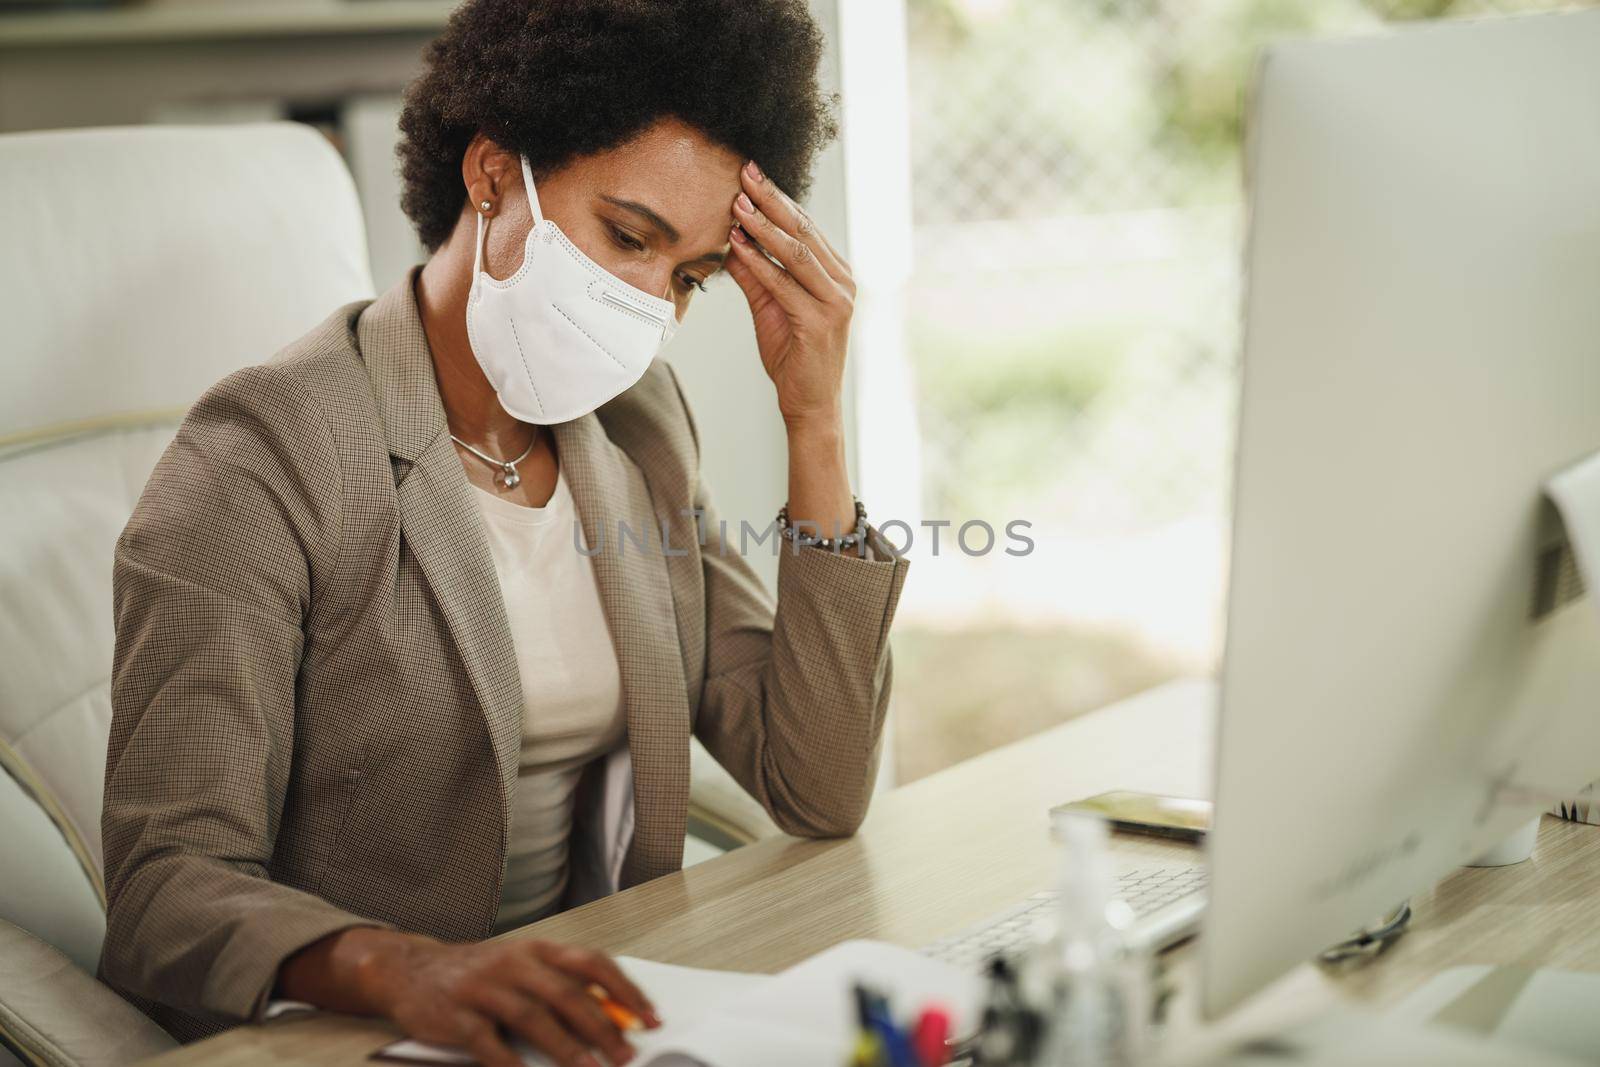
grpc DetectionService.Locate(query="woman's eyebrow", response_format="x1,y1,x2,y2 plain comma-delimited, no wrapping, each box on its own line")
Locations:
599,195,681,243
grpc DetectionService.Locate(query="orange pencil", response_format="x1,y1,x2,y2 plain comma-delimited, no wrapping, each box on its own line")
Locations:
587,984,645,1031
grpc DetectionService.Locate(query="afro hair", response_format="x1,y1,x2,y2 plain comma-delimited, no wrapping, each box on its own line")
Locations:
397,0,839,250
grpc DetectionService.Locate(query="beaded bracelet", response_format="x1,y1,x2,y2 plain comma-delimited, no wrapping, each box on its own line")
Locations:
776,498,869,553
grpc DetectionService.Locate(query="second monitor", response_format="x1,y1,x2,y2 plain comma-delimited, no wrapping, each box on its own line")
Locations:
1204,8,1600,1018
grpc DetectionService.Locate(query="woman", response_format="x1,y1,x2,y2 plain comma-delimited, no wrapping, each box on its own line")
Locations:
98,2,906,1065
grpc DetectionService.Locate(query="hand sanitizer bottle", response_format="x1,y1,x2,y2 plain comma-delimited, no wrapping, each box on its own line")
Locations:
1030,811,1153,1066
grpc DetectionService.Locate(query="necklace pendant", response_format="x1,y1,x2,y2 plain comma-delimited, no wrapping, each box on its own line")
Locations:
500,463,520,490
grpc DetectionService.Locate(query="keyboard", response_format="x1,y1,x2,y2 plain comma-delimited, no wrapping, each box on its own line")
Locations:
922,865,1208,970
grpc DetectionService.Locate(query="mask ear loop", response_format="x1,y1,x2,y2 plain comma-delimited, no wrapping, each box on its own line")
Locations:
472,205,488,282
473,155,542,283
519,155,545,226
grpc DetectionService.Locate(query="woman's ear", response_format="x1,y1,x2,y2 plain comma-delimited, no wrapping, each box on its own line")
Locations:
461,133,519,218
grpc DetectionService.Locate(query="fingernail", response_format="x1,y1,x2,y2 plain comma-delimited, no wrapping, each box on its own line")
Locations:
644,1010,663,1028
729,225,748,245
736,192,754,214
745,159,762,181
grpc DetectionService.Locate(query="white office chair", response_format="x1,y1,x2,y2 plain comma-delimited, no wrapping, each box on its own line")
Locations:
0,121,377,1067
0,122,779,1067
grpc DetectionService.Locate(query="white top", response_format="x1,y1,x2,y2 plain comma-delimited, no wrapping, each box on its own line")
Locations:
470,470,626,935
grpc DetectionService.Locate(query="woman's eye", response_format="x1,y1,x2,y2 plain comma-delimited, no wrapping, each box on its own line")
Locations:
609,225,646,252
679,274,708,294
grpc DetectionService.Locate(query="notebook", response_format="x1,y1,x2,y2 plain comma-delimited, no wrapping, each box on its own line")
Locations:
373,940,981,1067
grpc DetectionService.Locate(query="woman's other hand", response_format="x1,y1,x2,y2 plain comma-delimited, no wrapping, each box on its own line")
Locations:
724,159,856,433
278,928,659,1067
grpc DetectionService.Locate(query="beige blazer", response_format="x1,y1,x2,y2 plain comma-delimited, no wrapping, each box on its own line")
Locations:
99,275,907,1043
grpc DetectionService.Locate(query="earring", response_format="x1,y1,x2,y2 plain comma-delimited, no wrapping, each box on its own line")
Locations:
479,200,493,213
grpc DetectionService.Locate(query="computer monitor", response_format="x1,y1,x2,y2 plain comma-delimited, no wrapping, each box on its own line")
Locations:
1203,8,1600,1018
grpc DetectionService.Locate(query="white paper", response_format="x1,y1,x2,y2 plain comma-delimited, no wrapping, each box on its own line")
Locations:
375,941,980,1067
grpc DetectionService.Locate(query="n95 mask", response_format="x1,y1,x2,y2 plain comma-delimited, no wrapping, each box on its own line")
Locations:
466,155,679,425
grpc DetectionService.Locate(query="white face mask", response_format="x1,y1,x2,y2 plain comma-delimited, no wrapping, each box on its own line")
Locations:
466,155,679,425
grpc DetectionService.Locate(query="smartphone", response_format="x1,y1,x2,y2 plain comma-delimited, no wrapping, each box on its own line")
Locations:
1052,791,1212,843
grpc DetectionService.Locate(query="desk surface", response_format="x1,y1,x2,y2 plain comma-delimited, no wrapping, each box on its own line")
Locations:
144,678,1600,1065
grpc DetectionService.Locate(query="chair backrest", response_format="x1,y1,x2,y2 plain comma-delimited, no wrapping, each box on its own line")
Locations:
0,123,374,973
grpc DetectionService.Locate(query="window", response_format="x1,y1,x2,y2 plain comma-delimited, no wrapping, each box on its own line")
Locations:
886,0,1584,782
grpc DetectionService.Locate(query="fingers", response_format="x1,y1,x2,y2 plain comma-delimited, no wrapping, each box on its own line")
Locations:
739,160,854,293
722,241,779,316
472,987,601,1067
390,941,648,1067
727,223,813,318
450,1009,527,1067
536,943,658,1027
504,953,635,1065
732,191,840,305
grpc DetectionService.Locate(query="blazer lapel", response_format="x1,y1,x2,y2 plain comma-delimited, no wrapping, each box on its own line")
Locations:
553,414,692,887
359,275,526,835
359,273,694,887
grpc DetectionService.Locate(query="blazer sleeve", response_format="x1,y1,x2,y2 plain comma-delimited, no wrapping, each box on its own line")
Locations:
690,483,908,838
664,363,909,837
100,363,389,1025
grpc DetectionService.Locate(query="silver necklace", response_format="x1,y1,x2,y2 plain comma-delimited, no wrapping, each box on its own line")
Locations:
449,428,538,490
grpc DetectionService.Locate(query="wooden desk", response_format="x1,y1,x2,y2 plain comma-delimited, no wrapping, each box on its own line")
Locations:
143,678,1600,1065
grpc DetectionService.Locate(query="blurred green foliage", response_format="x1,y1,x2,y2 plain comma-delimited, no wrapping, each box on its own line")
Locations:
907,0,1565,220
904,0,1580,523
914,318,1121,418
